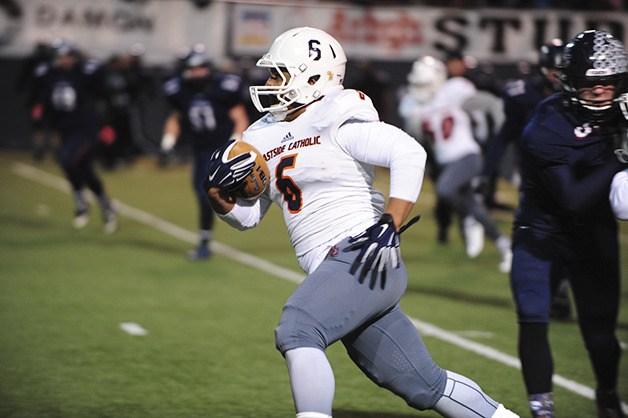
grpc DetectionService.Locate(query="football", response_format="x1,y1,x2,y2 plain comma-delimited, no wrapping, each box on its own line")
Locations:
228,140,270,199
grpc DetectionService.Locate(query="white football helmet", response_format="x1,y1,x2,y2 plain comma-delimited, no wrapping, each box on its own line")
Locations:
407,56,447,103
249,27,346,121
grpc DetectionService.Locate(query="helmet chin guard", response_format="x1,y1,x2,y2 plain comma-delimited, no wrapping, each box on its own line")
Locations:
249,27,346,121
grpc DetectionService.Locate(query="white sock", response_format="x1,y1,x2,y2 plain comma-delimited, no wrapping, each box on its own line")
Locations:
495,236,511,253
296,413,333,418
492,403,520,417
285,347,335,416
434,370,500,417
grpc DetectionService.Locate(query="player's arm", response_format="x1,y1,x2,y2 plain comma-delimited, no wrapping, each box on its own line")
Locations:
336,120,427,229
536,151,625,217
161,112,180,152
228,103,250,140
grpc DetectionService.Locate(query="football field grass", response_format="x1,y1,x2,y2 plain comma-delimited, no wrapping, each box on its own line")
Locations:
1,151,626,417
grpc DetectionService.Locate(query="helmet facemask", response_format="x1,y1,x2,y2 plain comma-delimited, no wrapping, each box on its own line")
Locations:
559,30,628,124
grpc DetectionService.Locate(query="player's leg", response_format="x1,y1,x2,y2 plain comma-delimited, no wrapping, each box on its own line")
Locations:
510,225,558,417
56,134,93,228
188,152,213,260
73,130,117,233
570,225,623,417
342,306,517,417
275,237,408,417
455,153,511,271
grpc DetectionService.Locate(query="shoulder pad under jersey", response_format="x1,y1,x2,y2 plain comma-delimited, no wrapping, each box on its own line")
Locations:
163,77,182,96
311,89,379,130
218,74,242,93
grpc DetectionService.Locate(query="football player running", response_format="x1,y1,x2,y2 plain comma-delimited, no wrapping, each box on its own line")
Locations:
31,39,118,233
510,30,627,418
398,55,512,272
161,45,249,260
205,27,519,418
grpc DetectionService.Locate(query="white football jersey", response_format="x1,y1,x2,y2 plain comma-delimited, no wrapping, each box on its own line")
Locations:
610,168,628,220
414,77,481,165
221,89,426,273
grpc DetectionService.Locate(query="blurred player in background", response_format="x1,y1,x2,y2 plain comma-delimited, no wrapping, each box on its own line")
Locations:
31,39,118,233
399,55,512,272
100,44,153,170
510,30,627,418
484,40,573,319
206,26,519,418
16,37,57,161
161,44,249,260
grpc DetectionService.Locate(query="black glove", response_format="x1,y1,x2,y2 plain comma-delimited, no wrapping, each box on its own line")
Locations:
347,213,400,290
205,139,256,191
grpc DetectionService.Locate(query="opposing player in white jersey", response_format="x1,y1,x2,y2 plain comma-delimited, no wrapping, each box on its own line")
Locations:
399,56,512,272
205,27,519,418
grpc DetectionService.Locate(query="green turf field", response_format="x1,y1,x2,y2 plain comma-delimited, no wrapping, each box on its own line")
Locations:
1,151,626,418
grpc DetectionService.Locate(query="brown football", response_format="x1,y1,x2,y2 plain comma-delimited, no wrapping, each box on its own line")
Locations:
228,140,270,199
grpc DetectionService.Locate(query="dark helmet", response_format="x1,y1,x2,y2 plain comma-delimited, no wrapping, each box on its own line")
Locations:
51,38,77,60
539,38,563,70
180,44,211,78
558,30,628,123
538,38,564,91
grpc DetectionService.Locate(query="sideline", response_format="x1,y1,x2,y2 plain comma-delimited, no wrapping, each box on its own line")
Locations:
10,161,627,413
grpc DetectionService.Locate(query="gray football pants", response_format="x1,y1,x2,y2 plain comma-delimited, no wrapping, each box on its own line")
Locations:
275,237,448,410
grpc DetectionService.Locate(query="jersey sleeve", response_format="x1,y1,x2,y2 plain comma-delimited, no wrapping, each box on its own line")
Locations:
217,191,273,230
335,120,427,203
610,168,628,220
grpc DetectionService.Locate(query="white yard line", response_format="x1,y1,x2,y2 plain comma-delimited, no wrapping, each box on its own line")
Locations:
11,161,628,413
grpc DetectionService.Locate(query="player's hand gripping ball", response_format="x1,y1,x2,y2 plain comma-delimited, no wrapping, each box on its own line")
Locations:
205,138,269,199
228,140,270,199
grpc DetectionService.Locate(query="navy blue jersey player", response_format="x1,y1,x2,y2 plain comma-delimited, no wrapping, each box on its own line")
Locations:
32,39,118,233
160,45,249,260
483,40,574,320
511,30,627,418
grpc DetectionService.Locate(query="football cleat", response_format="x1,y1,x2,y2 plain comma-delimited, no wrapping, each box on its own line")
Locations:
72,209,89,229
187,245,211,261
103,208,118,234
463,216,484,258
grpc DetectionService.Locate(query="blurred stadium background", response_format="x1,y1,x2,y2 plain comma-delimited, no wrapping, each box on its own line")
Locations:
0,1,627,417
0,0,627,150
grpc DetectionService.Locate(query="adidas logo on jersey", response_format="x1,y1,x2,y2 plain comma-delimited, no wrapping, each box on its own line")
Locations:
282,132,294,143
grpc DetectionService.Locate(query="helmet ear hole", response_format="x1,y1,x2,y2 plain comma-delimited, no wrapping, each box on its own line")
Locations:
308,75,320,85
